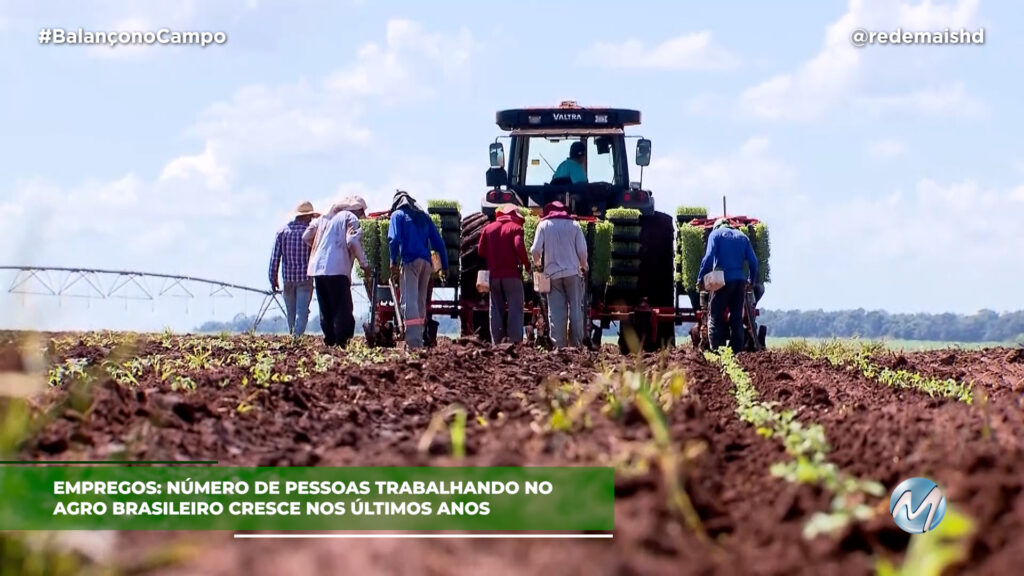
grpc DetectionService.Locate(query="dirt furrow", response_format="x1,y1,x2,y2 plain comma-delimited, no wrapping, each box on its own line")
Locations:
6,332,1024,575
738,350,1024,575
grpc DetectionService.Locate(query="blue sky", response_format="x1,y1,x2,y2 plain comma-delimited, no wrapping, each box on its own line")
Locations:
1,0,1022,331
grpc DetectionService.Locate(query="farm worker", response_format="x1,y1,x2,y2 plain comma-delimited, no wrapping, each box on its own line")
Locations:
477,204,531,344
531,201,588,348
388,190,449,349
303,196,370,348
697,218,759,353
551,141,588,184
268,201,319,337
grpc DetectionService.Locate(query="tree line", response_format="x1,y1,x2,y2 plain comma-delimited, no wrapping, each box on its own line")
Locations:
198,309,1024,343
757,309,1024,343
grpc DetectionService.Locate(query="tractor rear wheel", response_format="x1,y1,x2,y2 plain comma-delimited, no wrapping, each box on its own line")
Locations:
637,211,676,308
459,212,488,297
459,211,491,339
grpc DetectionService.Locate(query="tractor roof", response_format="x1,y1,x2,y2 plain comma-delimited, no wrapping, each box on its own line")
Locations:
495,100,641,131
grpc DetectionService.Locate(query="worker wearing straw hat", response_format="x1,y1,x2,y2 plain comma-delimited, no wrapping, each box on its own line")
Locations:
303,196,370,348
269,201,319,337
531,201,588,348
478,203,531,344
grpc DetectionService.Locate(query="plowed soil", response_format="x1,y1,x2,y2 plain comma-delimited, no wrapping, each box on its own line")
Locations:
4,331,1024,575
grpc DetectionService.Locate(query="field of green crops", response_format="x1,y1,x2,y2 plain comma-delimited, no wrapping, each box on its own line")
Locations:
766,337,1009,352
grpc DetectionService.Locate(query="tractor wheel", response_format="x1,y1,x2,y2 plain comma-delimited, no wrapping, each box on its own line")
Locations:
637,211,676,308
459,212,489,299
459,211,491,337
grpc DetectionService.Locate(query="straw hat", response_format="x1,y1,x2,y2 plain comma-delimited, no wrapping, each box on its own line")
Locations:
292,201,319,218
328,195,368,216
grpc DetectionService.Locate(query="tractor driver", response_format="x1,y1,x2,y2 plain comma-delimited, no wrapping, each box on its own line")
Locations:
551,141,588,184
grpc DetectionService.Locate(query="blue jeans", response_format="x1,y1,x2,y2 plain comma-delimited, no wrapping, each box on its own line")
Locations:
548,275,584,348
489,276,525,344
282,281,314,336
401,259,433,348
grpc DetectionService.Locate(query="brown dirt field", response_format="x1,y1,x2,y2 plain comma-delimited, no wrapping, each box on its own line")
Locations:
3,331,1024,575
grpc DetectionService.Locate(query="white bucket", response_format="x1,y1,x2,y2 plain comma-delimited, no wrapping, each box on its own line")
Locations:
703,270,726,292
534,271,551,294
476,270,490,292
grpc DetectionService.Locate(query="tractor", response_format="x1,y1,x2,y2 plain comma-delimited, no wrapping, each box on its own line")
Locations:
361,101,770,353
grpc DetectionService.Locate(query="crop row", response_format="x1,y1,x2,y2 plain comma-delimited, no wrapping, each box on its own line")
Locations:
512,361,707,539
45,335,400,393
786,339,974,404
706,348,884,539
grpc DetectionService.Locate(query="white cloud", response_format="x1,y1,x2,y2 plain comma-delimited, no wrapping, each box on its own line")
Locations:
2,18,474,286
326,19,473,101
160,142,233,191
897,0,979,29
578,31,738,70
1011,185,1024,203
738,2,863,121
645,136,796,207
868,138,906,159
684,92,722,115
185,19,471,166
0,168,271,277
187,80,373,164
739,0,981,121
785,176,1024,311
858,82,987,118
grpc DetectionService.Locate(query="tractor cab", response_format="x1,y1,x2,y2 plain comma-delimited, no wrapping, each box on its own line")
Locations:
483,101,654,218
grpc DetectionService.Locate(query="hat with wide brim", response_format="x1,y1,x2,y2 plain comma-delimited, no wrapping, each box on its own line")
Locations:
292,201,320,217
330,195,368,215
542,201,570,219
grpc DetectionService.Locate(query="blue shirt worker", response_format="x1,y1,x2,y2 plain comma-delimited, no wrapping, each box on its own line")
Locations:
551,141,588,184
388,190,448,349
697,219,759,353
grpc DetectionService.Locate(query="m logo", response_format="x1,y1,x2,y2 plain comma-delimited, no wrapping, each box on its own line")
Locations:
889,477,947,533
